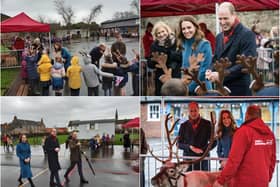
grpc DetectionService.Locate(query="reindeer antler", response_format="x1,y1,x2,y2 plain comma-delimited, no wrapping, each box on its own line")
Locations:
148,113,180,163
236,55,264,92
181,54,207,95
213,57,231,96
151,52,172,83
177,111,215,166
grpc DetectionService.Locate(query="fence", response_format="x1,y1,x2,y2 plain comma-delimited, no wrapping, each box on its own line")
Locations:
141,48,278,95
1,49,23,69
256,47,277,83
140,154,279,187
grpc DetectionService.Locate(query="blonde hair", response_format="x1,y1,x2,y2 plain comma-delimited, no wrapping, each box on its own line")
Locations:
152,21,173,39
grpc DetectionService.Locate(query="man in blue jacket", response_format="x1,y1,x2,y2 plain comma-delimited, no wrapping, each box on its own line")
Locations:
212,2,257,96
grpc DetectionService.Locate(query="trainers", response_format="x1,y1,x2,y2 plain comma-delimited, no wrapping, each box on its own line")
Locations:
114,76,124,87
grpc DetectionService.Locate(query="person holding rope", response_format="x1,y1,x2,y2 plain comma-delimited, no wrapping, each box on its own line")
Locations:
64,131,88,184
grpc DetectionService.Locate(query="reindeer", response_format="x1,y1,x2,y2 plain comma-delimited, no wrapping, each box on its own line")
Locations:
149,113,223,187
182,56,231,96
235,52,279,96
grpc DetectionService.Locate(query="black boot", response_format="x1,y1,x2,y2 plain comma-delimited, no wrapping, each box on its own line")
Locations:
80,178,88,184
18,178,23,186
28,178,35,187
49,182,57,187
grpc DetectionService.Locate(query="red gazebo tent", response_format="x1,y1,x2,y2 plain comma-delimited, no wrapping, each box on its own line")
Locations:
122,117,140,128
141,0,279,17
1,12,51,54
1,12,50,33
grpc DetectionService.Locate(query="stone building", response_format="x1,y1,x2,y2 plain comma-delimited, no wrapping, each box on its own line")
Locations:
1,116,46,136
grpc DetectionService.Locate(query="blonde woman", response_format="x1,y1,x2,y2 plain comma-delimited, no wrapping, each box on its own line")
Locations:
147,21,182,96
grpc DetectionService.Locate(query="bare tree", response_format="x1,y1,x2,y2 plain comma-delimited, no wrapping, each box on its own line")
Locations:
130,0,139,14
84,4,103,37
37,15,46,23
53,0,74,26
113,11,136,19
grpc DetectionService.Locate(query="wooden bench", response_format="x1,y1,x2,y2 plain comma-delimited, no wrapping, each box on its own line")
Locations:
16,84,29,96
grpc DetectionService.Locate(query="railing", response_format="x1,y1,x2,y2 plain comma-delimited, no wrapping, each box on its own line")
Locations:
1,49,23,69
140,154,279,187
140,48,278,95
256,47,276,83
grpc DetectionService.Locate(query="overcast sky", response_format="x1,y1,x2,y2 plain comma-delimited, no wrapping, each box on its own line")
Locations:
1,97,139,127
1,0,137,24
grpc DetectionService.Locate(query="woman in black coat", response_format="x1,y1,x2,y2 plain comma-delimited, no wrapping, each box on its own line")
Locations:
123,130,131,151
147,21,182,96
45,129,63,187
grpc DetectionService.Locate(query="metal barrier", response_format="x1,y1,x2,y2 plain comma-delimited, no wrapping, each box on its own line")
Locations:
256,48,276,83
1,49,23,69
140,154,279,187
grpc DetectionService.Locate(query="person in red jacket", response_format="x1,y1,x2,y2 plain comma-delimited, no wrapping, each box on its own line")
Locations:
213,105,276,187
199,22,216,54
142,22,154,59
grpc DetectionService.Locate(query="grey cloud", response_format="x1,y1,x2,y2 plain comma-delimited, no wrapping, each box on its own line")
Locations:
1,97,139,127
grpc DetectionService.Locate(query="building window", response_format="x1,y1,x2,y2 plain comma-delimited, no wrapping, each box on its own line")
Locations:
148,104,160,121
90,123,98,130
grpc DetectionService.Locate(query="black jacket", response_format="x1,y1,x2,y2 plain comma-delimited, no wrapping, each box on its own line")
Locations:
147,37,182,95
45,135,61,172
178,118,214,156
213,23,257,96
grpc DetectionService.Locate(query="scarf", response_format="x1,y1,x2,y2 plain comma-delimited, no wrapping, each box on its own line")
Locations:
223,18,240,44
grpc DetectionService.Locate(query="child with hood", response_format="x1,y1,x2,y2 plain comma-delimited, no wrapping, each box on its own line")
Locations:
51,55,65,96
81,52,123,96
37,52,52,96
26,46,39,95
66,56,82,96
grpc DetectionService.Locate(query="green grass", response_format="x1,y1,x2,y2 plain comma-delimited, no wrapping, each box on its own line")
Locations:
1,68,20,95
114,133,139,145
3,134,69,146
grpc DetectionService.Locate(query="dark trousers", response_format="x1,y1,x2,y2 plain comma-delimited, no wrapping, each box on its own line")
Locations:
50,171,61,185
140,157,145,187
64,160,85,179
88,86,99,96
132,74,139,96
40,81,50,96
70,88,80,96
103,88,112,96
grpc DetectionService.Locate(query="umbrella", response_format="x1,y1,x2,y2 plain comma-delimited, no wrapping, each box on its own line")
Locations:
122,117,140,128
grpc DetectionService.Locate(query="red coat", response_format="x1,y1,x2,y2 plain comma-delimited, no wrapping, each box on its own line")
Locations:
142,31,153,58
217,118,276,187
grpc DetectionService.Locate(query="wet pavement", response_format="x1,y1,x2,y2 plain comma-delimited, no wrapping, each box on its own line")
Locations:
49,37,139,96
1,144,139,187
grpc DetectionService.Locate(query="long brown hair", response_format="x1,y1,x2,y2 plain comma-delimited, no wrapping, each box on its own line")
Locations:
176,15,205,51
216,110,237,139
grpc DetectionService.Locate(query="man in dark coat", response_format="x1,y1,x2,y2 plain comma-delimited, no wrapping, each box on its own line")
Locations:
45,128,63,187
212,2,257,96
177,102,213,171
64,132,88,184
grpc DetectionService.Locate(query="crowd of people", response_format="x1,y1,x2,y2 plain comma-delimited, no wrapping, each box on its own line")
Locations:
13,31,140,96
142,2,279,96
